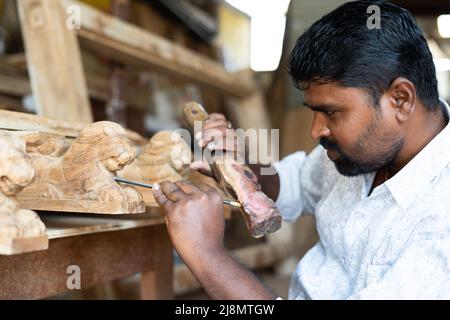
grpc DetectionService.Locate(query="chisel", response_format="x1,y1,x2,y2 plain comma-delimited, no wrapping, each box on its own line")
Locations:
114,176,242,208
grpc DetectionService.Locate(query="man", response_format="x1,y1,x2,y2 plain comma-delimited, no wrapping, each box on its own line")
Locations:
153,0,450,299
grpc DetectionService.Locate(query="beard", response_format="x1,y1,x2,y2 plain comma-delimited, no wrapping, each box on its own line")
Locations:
320,119,404,177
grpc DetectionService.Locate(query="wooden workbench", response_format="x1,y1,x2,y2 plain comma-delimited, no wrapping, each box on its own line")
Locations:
0,210,173,300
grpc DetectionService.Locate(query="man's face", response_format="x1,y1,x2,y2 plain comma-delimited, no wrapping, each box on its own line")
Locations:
303,82,404,176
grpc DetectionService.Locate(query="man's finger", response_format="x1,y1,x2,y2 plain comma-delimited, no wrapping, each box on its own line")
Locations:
199,127,226,147
209,136,239,153
189,160,211,171
204,119,228,131
174,180,201,194
160,181,187,202
152,183,174,211
208,113,226,121
189,161,213,178
197,182,217,194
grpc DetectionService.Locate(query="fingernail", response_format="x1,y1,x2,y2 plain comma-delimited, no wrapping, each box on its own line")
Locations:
153,183,160,191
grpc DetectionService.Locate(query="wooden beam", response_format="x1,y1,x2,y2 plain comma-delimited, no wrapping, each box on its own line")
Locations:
0,109,147,145
41,211,165,240
17,0,93,122
0,72,31,96
0,109,86,136
0,56,152,112
61,0,257,98
0,224,171,299
141,224,173,299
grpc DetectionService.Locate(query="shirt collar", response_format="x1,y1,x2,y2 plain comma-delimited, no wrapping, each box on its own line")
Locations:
384,98,450,210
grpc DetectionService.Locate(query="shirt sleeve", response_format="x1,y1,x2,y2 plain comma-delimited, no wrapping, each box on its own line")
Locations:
273,146,325,222
348,216,450,299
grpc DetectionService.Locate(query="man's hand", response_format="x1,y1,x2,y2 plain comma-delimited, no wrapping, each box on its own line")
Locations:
152,179,277,300
153,180,225,261
189,112,280,202
189,113,245,177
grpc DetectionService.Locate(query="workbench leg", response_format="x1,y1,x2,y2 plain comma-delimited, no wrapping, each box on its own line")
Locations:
140,224,174,299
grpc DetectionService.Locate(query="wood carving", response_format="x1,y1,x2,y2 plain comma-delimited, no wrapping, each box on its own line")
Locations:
118,131,191,205
16,121,145,214
0,131,48,255
118,131,227,207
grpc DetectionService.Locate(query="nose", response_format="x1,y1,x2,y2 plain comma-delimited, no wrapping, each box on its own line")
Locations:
310,112,331,141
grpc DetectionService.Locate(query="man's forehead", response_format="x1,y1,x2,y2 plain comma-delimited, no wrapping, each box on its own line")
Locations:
303,83,371,108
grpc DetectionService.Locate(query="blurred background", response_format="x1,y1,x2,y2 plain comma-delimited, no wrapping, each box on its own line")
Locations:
0,0,448,299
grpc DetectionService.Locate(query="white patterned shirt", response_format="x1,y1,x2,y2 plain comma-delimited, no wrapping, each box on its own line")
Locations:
274,99,450,299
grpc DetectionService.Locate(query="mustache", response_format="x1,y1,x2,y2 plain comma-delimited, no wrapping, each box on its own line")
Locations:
319,138,340,151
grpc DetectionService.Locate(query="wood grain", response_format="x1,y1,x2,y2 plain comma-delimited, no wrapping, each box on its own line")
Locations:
0,132,48,255
61,0,257,98
16,122,145,214
17,0,93,122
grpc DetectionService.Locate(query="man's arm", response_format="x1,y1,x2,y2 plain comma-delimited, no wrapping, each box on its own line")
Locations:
153,180,277,300
183,244,276,300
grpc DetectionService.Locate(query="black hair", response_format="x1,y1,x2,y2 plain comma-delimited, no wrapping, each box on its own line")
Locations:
288,0,439,111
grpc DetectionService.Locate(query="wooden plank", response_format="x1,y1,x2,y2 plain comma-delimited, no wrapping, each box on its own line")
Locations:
61,0,257,98
0,109,87,136
0,72,31,96
141,224,173,299
226,91,272,130
17,0,93,122
0,224,170,299
0,55,152,111
0,235,48,256
0,109,147,145
40,211,164,239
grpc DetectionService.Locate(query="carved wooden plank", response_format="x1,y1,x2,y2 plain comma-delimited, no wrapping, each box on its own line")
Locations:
61,0,257,98
0,132,48,255
15,121,145,214
17,0,93,122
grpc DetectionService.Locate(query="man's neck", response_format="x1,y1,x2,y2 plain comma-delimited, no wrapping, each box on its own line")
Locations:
389,103,447,176
370,102,447,194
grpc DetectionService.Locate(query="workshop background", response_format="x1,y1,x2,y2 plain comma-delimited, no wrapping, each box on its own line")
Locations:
0,0,448,300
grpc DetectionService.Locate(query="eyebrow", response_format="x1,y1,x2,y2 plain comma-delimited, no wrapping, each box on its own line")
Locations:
303,102,340,112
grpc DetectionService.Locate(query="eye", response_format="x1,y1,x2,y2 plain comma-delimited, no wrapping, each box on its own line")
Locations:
324,110,336,116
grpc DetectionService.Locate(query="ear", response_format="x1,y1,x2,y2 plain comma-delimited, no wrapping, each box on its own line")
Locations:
385,77,417,123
